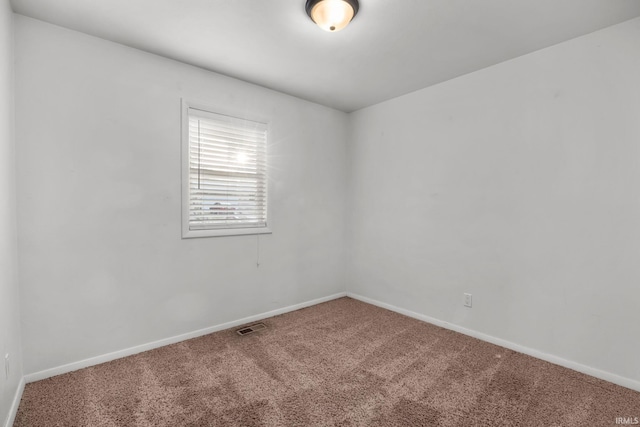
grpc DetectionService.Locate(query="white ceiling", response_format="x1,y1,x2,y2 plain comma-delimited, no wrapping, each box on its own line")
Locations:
10,0,640,112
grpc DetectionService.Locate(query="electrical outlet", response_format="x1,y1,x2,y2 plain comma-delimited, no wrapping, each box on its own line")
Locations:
464,293,472,308
4,353,9,380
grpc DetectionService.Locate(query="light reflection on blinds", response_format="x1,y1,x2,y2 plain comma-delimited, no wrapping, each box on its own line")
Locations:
188,109,267,230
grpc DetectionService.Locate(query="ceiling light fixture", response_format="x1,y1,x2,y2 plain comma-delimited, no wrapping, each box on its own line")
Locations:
305,0,359,32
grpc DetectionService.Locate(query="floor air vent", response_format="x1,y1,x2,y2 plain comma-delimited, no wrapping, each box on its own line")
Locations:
236,323,267,336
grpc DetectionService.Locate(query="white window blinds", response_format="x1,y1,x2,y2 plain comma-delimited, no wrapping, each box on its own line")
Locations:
187,108,267,232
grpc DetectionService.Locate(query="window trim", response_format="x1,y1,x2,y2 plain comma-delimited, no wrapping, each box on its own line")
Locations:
181,99,272,239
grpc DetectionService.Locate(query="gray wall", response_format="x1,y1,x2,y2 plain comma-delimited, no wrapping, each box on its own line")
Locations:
348,17,640,385
0,2,22,425
15,16,349,375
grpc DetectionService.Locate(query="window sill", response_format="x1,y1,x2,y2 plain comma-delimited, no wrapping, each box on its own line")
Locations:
182,227,272,239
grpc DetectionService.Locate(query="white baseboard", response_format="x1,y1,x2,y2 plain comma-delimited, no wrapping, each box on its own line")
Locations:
4,376,25,427
24,292,347,383
347,292,640,393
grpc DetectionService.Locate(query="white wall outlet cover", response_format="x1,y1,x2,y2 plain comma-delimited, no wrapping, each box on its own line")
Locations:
464,293,472,308
4,353,9,379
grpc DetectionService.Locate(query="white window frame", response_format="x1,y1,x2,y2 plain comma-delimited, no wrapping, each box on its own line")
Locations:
181,99,272,238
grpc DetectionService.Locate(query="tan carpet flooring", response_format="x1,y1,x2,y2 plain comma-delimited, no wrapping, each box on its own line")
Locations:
14,297,640,426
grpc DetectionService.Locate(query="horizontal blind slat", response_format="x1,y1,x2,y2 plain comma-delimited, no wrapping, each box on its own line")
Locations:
189,145,263,157
192,119,266,137
191,135,267,152
190,127,266,143
188,173,265,184
190,158,264,169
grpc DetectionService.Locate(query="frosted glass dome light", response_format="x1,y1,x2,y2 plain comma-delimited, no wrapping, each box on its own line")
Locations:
305,0,360,32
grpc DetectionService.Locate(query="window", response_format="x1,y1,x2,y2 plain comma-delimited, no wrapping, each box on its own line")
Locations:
182,103,270,238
